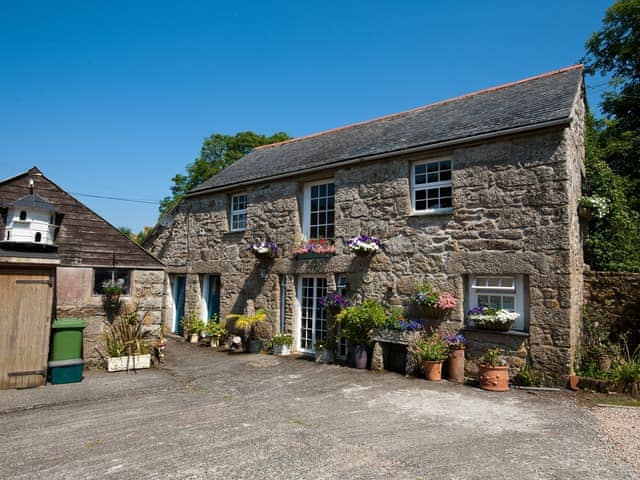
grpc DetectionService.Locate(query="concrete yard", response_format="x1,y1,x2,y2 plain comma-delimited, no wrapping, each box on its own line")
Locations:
0,338,636,480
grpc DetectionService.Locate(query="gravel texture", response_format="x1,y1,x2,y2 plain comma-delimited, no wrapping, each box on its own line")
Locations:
592,405,640,476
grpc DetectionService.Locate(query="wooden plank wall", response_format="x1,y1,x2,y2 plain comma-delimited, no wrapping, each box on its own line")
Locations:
0,268,54,389
0,168,163,269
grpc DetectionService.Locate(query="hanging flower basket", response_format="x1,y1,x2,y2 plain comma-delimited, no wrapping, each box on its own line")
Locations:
347,235,382,256
247,241,278,260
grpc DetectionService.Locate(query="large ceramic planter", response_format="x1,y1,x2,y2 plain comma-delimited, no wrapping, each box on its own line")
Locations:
353,345,368,369
422,360,444,381
272,344,291,356
107,354,151,372
315,348,334,364
478,364,509,392
189,333,200,344
448,348,465,383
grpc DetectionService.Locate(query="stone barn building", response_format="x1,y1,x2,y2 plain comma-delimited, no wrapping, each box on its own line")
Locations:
148,65,586,385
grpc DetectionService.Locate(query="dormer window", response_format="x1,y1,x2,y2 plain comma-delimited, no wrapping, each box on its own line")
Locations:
19,210,27,221
34,232,42,242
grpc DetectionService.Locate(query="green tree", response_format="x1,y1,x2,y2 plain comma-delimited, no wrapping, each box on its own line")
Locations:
582,0,640,272
583,0,640,194
159,131,290,214
583,112,640,272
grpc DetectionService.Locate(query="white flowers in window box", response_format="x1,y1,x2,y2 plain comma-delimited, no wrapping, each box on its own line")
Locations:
467,306,520,331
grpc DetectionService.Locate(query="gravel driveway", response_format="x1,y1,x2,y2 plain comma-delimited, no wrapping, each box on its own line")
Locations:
0,337,637,479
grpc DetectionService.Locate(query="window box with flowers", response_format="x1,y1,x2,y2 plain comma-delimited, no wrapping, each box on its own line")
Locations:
410,281,457,320
467,306,520,332
347,235,382,256
292,238,336,259
247,240,278,260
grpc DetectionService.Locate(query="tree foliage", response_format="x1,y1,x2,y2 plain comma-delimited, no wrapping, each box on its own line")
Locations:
583,112,640,271
582,0,640,272
159,131,290,214
583,0,640,193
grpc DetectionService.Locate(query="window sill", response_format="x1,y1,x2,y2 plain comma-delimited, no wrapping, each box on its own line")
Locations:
410,208,453,217
461,326,529,337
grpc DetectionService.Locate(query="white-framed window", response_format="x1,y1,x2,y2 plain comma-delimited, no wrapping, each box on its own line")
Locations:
303,181,335,240
411,157,453,214
468,274,526,331
230,193,248,231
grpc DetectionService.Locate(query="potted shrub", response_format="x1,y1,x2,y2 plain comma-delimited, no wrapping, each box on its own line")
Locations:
271,333,293,355
314,337,337,364
410,281,457,320
445,333,466,383
408,331,449,381
103,308,152,372
226,309,268,353
467,306,519,331
334,299,387,369
318,292,351,316
202,317,227,348
346,235,382,256
478,348,510,392
180,313,205,343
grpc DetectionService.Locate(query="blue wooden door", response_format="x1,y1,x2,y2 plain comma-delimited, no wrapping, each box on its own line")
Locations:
172,275,186,334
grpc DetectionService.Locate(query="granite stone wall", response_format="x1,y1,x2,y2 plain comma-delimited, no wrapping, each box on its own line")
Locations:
150,119,584,385
56,266,165,367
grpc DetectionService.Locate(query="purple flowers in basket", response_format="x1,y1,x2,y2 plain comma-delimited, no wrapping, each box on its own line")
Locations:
347,235,382,254
318,292,351,309
247,241,278,257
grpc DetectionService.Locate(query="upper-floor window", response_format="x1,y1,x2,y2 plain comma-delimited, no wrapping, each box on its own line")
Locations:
303,181,335,240
467,274,526,331
411,158,453,213
230,193,248,231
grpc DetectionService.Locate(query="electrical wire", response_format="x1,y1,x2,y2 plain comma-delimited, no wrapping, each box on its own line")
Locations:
70,191,160,205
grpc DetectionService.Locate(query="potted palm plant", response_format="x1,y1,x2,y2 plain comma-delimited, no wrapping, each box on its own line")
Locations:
103,308,152,372
408,331,449,381
226,309,268,353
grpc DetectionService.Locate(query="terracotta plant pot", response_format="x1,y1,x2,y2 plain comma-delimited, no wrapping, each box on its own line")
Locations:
423,360,443,381
478,364,509,392
448,348,465,383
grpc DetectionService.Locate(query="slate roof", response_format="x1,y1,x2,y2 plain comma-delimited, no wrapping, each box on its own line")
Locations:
189,65,583,195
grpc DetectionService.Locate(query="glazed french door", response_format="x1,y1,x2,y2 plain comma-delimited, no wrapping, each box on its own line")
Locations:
171,275,186,334
297,276,327,353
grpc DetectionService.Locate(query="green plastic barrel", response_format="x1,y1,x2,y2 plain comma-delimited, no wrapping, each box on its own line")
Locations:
50,318,87,361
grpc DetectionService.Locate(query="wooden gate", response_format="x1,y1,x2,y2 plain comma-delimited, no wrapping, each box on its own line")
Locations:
0,268,54,389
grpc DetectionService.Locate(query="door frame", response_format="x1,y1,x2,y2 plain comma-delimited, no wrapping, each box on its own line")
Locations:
296,275,328,354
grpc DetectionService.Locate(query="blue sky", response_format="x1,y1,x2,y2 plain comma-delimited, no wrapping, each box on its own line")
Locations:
0,1,613,232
